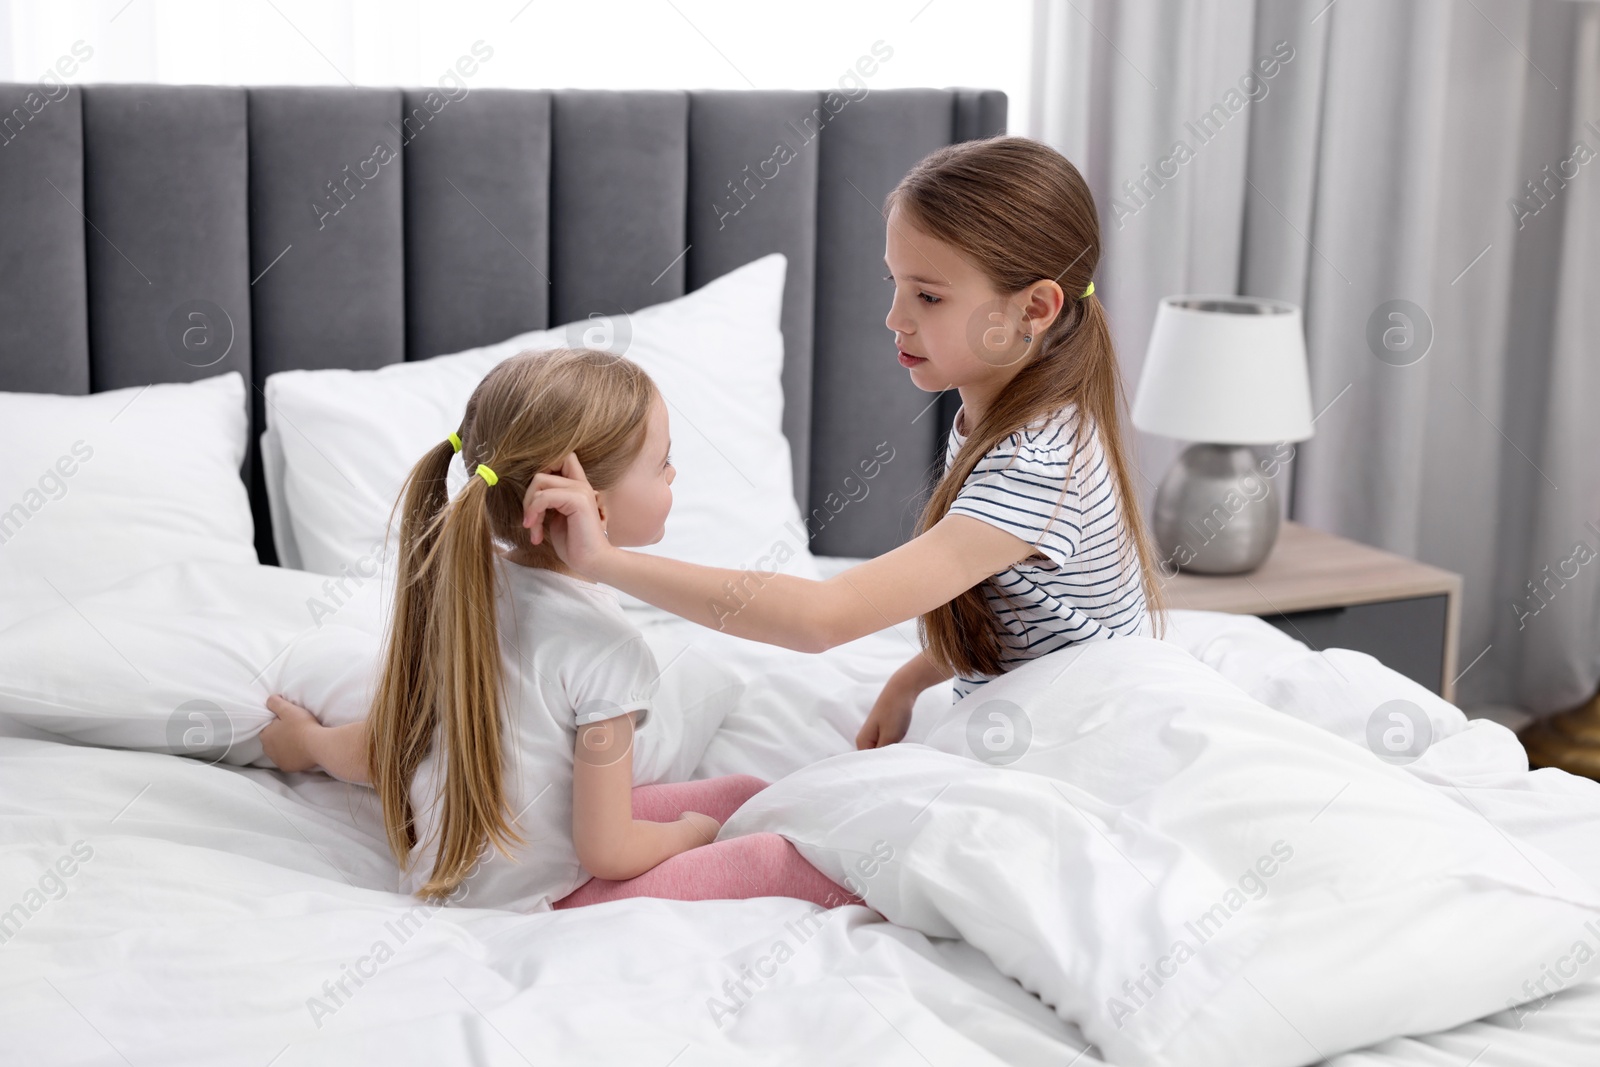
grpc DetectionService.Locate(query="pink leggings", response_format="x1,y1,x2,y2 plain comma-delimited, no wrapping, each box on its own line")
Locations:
550,774,865,911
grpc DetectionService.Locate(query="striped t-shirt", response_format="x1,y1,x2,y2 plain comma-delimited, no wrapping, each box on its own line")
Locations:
943,401,1149,702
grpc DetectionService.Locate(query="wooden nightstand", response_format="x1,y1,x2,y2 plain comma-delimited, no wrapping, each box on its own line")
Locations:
1157,521,1464,703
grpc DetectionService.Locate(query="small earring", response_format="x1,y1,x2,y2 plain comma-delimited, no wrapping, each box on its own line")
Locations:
1023,334,1033,343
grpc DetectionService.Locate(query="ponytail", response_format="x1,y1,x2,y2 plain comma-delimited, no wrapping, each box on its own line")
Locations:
370,436,524,903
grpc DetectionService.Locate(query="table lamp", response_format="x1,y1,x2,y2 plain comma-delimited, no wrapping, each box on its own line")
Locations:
1131,296,1314,574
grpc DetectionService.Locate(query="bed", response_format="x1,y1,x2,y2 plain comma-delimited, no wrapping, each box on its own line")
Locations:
1,82,1597,1067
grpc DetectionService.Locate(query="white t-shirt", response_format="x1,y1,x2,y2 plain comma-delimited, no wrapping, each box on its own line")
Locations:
400,555,667,912
944,401,1149,702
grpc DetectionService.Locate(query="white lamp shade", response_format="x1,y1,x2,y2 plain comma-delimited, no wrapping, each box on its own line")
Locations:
1132,295,1315,444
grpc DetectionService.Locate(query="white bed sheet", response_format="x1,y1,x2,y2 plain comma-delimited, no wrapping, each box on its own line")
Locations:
0,556,1594,1066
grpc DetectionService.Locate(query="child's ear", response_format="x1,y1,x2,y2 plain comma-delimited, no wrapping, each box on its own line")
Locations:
1025,279,1066,331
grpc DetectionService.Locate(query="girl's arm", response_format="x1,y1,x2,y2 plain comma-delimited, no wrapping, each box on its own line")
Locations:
524,453,1039,653
570,711,717,881
857,651,958,749
261,695,372,785
889,650,958,694
587,517,1031,653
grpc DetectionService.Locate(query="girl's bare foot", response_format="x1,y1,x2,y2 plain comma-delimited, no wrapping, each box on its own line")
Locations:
261,694,320,773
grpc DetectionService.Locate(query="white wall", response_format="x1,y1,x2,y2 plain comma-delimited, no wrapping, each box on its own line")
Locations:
1,0,1029,132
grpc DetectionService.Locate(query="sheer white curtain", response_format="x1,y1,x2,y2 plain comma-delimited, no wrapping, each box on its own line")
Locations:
1030,0,1600,718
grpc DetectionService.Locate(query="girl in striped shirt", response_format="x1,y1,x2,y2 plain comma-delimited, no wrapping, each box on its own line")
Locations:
521,135,1169,749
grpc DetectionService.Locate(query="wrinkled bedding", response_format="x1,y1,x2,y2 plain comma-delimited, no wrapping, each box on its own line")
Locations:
1,560,1596,1066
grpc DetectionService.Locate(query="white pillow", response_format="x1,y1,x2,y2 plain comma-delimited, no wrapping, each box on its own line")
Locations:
0,559,738,779
263,253,819,612
0,372,257,633
0,560,376,765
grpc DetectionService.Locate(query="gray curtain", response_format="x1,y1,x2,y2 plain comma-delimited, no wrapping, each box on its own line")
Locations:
1029,0,1600,719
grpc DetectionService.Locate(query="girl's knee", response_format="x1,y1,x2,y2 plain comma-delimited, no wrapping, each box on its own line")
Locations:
725,774,770,801
736,832,802,870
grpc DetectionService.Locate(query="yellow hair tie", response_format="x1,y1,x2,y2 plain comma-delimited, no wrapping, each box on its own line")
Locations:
475,464,498,486
447,432,462,453
1080,281,1095,299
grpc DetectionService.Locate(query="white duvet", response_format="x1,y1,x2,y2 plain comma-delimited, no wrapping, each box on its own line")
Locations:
718,631,1600,1066
2,560,1598,1067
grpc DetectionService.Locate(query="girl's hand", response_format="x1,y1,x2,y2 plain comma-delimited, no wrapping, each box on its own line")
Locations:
678,811,722,847
521,452,611,578
261,694,321,772
856,683,915,750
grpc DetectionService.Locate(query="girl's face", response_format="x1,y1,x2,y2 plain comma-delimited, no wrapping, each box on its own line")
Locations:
595,392,674,547
883,205,1060,398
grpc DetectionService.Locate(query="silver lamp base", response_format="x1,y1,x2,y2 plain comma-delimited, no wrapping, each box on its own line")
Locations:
1151,444,1280,575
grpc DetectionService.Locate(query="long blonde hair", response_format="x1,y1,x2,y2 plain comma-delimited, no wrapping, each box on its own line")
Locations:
368,347,660,902
887,135,1169,679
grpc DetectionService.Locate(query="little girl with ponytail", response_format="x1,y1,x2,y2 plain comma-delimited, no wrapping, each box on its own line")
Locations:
262,347,864,913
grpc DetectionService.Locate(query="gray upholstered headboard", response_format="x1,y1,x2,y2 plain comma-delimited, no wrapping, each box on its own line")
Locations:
0,84,1005,564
